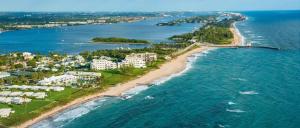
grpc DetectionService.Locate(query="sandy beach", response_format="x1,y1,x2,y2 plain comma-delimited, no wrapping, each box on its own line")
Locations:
16,46,212,128
231,23,244,46
16,23,243,128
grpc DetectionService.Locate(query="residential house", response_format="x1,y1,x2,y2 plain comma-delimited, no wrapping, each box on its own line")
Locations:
0,72,10,79
38,74,77,86
22,52,35,60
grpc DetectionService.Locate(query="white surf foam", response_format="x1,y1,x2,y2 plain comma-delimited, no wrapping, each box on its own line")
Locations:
31,120,56,128
218,124,230,128
239,91,259,95
121,85,149,99
218,124,225,128
74,43,87,45
144,95,154,100
231,77,247,82
54,98,108,122
57,43,70,45
251,41,261,44
31,97,110,128
228,101,236,105
53,106,90,122
226,109,245,113
233,22,246,46
152,49,213,85
244,30,252,33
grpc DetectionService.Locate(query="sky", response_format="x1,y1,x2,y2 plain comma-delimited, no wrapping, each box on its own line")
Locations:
0,0,299,12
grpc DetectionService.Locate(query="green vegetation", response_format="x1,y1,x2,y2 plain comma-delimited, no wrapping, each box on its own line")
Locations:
156,15,216,26
171,26,233,44
0,13,245,127
0,59,168,126
195,26,233,44
0,12,158,31
92,37,150,44
0,41,195,126
169,15,245,44
0,87,87,126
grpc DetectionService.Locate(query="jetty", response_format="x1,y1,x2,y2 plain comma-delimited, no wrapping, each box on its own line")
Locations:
212,45,280,50
196,43,280,50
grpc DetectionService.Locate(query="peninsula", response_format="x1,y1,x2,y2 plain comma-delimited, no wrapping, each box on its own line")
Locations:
156,15,217,26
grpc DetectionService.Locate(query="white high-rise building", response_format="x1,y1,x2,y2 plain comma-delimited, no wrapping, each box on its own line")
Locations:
90,57,117,70
119,58,146,68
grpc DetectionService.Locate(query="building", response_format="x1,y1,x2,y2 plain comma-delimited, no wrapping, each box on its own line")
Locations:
11,97,31,104
0,72,10,79
65,71,101,81
32,92,47,99
38,75,77,86
119,58,146,68
14,61,27,68
22,52,35,60
0,97,31,104
91,57,117,70
4,85,64,92
61,55,86,68
126,53,157,62
118,52,157,68
39,57,53,65
75,55,85,63
0,108,14,118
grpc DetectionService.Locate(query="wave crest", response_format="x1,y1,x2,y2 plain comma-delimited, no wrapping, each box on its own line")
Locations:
226,109,245,113
239,91,259,95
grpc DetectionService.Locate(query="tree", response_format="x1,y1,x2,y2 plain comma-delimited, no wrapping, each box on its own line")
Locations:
27,60,37,67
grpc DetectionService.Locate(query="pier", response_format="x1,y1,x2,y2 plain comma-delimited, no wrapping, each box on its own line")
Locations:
212,45,280,50
196,43,280,50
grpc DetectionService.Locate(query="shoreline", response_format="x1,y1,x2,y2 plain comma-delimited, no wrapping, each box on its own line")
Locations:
16,22,243,128
16,46,212,128
231,22,245,46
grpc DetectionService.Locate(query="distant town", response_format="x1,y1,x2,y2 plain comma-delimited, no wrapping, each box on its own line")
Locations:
0,12,160,31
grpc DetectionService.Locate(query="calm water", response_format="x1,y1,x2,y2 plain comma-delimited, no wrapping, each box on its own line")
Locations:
32,11,300,128
0,14,200,54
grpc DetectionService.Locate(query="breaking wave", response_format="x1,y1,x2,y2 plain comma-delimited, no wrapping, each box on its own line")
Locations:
231,77,248,82
226,109,246,113
239,91,259,95
152,49,213,85
121,85,149,100
228,101,236,105
31,97,111,128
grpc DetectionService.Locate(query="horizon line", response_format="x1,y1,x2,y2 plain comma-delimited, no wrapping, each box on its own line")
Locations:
0,9,299,13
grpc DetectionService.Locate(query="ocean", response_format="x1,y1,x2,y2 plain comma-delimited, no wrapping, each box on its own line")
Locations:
30,10,300,128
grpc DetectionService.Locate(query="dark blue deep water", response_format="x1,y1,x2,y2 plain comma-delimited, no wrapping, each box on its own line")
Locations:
32,11,300,128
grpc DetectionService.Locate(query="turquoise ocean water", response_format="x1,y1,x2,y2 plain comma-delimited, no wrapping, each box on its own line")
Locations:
30,11,300,128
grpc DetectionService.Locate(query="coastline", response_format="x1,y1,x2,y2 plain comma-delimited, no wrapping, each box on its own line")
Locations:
231,22,244,46
16,46,211,128
16,22,243,128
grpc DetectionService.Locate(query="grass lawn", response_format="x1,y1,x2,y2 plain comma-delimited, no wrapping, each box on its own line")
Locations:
0,59,166,126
